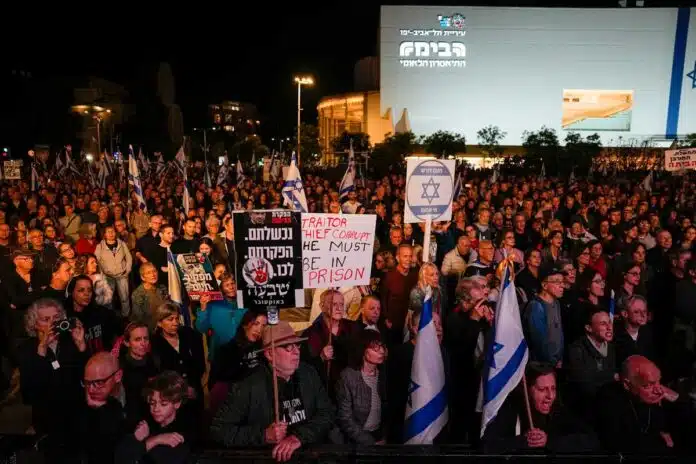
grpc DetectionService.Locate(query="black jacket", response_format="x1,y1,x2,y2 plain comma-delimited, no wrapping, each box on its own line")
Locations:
566,336,616,414
151,327,206,395
18,334,88,439
67,302,121,355
595,382,671,454
116,415,195,464
120,352,161,426
77,397,127,464
209,362,334,447
482,390,599,454
613,323,656,367
209,337,262,387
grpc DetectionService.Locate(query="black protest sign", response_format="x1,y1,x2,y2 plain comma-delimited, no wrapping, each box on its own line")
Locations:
234,210,302,311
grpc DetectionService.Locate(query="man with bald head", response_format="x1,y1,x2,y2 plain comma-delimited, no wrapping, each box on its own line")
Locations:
595,355,677,453
76,353,127,462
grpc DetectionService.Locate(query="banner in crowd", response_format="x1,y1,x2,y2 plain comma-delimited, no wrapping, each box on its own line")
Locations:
234,210,303,311
173,253,223,301
301,213,376,288
404,158,455,223
3,160,22,180
665,148,696,171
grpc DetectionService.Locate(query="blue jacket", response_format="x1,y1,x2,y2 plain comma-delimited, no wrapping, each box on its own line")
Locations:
195,299,247,359
524,296,564,365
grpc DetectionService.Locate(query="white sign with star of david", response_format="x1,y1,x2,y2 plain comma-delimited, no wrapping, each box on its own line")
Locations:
404,158,455,223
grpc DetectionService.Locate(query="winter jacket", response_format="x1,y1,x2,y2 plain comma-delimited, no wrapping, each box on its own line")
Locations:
209,362,334,447
525,296,564,365
95,239,133,278
334,366,388,445
194,299,247,359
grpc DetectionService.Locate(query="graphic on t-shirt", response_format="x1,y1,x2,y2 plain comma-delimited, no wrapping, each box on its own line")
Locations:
281,397,307,425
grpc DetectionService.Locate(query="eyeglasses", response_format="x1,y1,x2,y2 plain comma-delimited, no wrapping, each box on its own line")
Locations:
82,370,118,389
592,279,606,285
279,343,300,353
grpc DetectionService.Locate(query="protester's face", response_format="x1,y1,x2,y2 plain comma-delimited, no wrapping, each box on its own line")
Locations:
323,293,345,321
658,231,672,250
104,228,116,242
199,243,211,255
158,314,180,335
36,306,62,335
221,279,236,297
543,275,564,299
160,228,174,244
528,250,542,268
184,221,196,237
362,298,380,324
390,229,403,246
29,231,43,248
149,391,180,426
457,237,471,255
73,279,93,307
590,274,605,297
562,264,576,285
624,300,648,327
632,246,646,264
244,315,267,342
150,216,163,232
590,243,602,260
397,247,412,269
270,343,301,375
478,242,495,263
364,341,387,366
59,244,75,259
0,224,10,240
531,373,556,415
126,327,150,359
587,311,613,342
626,364,664,405
625,266,641,287
84,364,120,404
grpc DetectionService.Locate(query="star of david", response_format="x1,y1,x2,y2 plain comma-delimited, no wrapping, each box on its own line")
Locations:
489,342,504,369
421,177,440,204
407,379,420,407
687,61,696,89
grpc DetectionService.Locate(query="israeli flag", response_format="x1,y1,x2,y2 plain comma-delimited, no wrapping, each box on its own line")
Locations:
128,150,147,213
339,141,356,202
236,159,246,188
404,288,448,444
481,264,528,437
282,152,308,212
167,248,191,327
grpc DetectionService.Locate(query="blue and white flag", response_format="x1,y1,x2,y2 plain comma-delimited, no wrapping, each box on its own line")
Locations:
453,171,462,200
481,263,529,437
339,141,356,202
167,248,191,327
282,152,308,212
404,288,448,444
128,149,147,213
236,159,246,188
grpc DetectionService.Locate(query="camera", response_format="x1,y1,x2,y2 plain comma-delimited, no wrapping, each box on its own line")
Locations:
52,317,78,333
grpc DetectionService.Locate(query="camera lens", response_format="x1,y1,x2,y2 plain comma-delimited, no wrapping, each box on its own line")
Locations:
57,319,70,331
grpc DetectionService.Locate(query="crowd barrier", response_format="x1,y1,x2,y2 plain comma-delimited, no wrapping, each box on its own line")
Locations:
0,437,694,463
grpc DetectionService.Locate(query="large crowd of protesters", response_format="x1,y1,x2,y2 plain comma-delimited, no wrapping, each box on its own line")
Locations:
0,152,696,463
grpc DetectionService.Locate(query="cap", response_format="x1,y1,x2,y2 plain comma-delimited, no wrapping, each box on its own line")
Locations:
539,265,565,282
259,321,307,351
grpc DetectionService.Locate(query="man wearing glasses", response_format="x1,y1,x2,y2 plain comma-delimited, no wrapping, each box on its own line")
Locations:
210,321,334,462
525,266,565,368
77,352,127,462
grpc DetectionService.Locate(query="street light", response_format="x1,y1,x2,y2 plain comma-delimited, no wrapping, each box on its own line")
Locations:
71,105,112,154
294,75,314,167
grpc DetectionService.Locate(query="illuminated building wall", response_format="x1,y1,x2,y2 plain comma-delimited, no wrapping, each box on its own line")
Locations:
317,91,394,164
209,101,260,136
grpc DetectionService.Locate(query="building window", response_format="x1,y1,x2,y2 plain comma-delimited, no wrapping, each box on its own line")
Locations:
224,113,233,123
224,125,235,132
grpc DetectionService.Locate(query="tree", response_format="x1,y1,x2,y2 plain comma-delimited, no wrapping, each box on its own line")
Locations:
330,131,371,154
522,126,560,174
370,131,417,177
682,133,696,148
477,125,507,162
292,123,322,166
563,132,602,176
231,135,268,164
420,130,466,157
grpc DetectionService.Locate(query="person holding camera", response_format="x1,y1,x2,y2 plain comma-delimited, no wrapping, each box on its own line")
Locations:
18,298,88,452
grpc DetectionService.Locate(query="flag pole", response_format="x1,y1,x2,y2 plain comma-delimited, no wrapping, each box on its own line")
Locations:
326,289,335,381
422,218,432,263
521,374,534,429
268,307,280,423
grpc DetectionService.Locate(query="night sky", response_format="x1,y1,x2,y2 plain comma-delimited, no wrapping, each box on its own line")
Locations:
2,0,691,150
